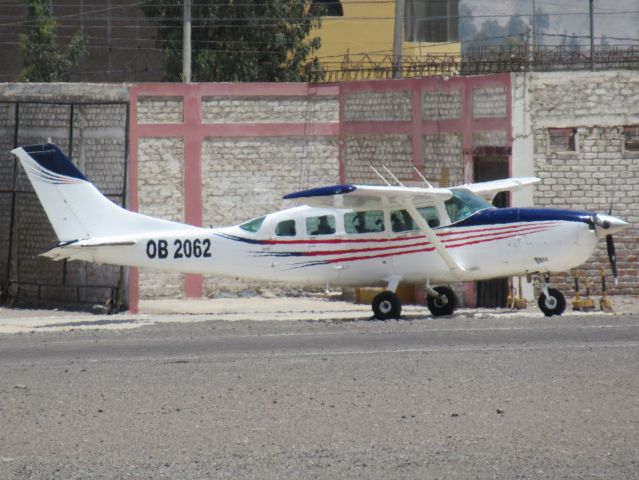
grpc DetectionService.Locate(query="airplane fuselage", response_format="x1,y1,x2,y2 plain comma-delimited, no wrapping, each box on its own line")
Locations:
13,143,629,318
82,205,600,287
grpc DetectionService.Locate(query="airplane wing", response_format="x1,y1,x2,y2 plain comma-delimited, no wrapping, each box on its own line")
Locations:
283,184,453,210
452,177,540,201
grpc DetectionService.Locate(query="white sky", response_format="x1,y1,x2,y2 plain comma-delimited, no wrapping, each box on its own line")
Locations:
464,0,639,44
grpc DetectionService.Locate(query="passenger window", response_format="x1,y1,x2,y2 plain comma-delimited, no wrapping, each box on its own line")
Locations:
417,206,440,227
306,215,336,236
390,209,416,232
344,210,384,234
275,219,296,237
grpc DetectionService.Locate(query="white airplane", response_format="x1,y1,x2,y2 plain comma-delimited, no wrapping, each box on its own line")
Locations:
12,143,629,319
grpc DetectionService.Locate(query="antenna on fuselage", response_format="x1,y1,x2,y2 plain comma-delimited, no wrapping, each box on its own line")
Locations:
369,164,392,186
413,167,434,189
381,165,404,186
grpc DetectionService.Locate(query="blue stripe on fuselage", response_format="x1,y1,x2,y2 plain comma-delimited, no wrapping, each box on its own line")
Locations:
453,207,594,228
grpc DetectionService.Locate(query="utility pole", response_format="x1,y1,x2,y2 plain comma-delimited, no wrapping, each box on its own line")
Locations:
529,0,536,72
183,0,192,82
392,0,404,79
531,0,536,48
589,0,595,71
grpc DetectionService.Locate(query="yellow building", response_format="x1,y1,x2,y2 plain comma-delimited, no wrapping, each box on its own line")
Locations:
314,0,461,76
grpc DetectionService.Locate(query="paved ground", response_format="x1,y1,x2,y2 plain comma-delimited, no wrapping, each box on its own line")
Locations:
0,297,638,479
1,294,638,334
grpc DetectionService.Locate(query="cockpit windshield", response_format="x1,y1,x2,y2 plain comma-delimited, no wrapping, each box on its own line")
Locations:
445,190,494,224
239,215,266,233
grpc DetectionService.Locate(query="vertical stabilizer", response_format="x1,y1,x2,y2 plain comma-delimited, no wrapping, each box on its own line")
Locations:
12,143,194,241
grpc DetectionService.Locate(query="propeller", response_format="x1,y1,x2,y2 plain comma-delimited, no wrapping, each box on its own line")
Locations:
591,197,625,285
606,199,618,285
606,234,618,284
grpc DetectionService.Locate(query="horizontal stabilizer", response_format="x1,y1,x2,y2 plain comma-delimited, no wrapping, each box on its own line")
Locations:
41,240,136,262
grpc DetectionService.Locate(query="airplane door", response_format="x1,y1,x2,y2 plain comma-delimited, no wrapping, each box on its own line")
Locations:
474,150,510,308
303,213,341,284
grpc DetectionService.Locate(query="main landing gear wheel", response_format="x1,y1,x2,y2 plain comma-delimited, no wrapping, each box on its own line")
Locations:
538,287,566,317
372,291,402,320
427,286,457,317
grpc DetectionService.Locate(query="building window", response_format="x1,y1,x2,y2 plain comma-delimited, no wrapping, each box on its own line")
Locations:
312,0,343,17
405,0,459,42
548,128,577,152
624,126,639,152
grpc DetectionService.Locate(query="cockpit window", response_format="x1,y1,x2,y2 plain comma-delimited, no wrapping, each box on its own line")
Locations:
445,190,493,223
239,215,266,233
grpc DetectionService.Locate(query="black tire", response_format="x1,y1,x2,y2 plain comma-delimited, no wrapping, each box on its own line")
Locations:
372,291,402,320
538,288,566,317
427,286,457,317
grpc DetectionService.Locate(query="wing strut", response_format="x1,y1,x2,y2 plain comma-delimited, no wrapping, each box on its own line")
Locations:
403,201,466,277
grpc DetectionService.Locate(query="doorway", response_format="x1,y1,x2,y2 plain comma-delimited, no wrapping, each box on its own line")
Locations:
474,148,510,308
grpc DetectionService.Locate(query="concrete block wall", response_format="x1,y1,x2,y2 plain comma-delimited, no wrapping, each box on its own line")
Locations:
200,136,339,295
137,137,185,299
516,71,639,295
343,134,413,183
422,90,462,121
344,91,413,122
422,134,463,187
138,96,184,124
473,87,508,118
129,83,341,303
202,96,339,124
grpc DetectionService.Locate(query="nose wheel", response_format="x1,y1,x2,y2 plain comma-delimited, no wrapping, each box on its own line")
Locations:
538,286,566,317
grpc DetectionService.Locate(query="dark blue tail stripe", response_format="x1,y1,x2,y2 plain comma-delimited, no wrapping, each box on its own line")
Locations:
22,143,87,181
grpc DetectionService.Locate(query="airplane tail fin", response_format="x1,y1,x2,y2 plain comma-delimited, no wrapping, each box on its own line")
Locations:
12,143,191,242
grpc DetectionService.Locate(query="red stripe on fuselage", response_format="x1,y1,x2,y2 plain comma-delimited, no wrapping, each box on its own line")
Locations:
306,224,556,265
292,223,554,258
258,221,559,246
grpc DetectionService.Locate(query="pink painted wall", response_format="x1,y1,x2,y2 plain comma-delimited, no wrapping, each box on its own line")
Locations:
127,75,512,312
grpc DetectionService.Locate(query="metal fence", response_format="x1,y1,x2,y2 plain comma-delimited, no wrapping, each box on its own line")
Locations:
0,101,129,311
316,45,639,82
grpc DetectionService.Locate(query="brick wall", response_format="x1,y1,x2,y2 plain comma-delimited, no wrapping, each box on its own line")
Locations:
344,134,413,183
519,71,639,295
344,91,413,122
202,96,339,124
129,83,341,303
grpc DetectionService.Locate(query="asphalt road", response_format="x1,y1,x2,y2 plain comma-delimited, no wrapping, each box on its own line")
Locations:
1,313,639,479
